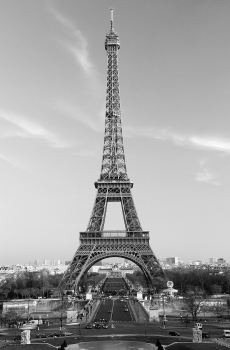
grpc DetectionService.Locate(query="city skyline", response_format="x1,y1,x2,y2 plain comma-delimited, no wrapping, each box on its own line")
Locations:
1,1,230,265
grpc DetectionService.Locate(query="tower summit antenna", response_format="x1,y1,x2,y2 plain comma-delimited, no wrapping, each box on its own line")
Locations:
110,8,114,31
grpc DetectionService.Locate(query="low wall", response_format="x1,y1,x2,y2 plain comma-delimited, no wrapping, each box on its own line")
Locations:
1,298,87,319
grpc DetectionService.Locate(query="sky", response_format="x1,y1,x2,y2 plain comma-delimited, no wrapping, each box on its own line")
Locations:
1,0,230,266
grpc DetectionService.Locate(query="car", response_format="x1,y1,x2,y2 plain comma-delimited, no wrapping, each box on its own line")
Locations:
62,332,73,336
50,332,64,337
107,310,112,313
202,332,210,338
169,331,180,336
223,330,230,338
102,324,109,329
95,323,101,329
85,324,93,329
13,335,21,341
124,309,128,312
182,319,193,323
36,334,47,338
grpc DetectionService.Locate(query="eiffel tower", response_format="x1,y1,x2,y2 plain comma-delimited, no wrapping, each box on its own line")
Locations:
61,9,165,292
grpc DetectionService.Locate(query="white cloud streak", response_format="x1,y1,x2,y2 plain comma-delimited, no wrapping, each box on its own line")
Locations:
124,126,230,154
0,153,34,174
55,101,101,132
196,160,219,186
0,111,74,148
50,8,95,76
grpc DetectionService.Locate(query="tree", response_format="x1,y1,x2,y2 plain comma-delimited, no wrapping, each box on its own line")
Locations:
183,292,204,319
210,284,222,295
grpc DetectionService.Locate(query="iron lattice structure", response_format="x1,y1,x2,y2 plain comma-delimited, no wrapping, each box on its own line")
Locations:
61,10,165,292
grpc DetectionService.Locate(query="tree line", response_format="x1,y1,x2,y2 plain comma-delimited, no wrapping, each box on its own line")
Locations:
1,267,230,300
0,269,63,300
0,270,107,300
166,267,230,295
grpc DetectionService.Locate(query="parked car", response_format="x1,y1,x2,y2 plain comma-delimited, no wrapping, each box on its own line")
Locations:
60,332,73,337
36,334,47,338
95,323,101,329
13,335,21,341
202,332,210,338
50,332,64,337
85,324,93,329
223,330,230,338
182,319,193,323
102,324,109,329
169,331,180,336
124,309,128,312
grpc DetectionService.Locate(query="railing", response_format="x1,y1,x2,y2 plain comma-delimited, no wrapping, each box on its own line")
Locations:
80,231,149,239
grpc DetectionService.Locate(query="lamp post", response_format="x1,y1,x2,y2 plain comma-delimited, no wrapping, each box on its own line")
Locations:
185,314,188,328
134,299,140,322
27,296,30,323
60,293,64,330
162,295,167,329
144,318,147,336
79,315,82,335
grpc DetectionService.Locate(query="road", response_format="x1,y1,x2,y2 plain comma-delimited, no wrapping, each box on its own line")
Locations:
93,297,133,323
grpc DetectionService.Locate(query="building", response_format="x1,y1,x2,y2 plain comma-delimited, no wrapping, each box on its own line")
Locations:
120,266,134,277
166,257,181,266
34,260,40,267
98,267,112,276
218,258,226,264
209,258,218,264
43,260,50,266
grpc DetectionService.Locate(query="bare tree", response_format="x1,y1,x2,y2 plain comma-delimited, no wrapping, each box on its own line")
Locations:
183,292,204,319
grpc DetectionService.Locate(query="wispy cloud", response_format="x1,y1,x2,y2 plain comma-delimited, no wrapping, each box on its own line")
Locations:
196,160,219,185
0,153,35,174
73,149,97,157
190,136,230,153
0,110,74,148
124,126,230,154
50,8,96,77
50,8,104,132
55,101,101,132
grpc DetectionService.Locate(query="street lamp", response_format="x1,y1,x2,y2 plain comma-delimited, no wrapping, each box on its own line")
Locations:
134,299,140,322
27,296,30,323
60,292,65,330
162,294,167,329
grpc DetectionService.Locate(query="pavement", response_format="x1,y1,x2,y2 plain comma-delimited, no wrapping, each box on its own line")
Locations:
66,340,155,350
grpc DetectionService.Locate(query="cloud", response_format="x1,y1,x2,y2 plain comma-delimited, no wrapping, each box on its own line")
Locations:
55,100,101,132
50,8,96,77
196,160,219,185
0,153,35,174
0,110,74,148
190,136,230,153
124,126,230,154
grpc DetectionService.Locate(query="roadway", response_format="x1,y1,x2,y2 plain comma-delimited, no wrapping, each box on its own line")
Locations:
93,297,133,323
